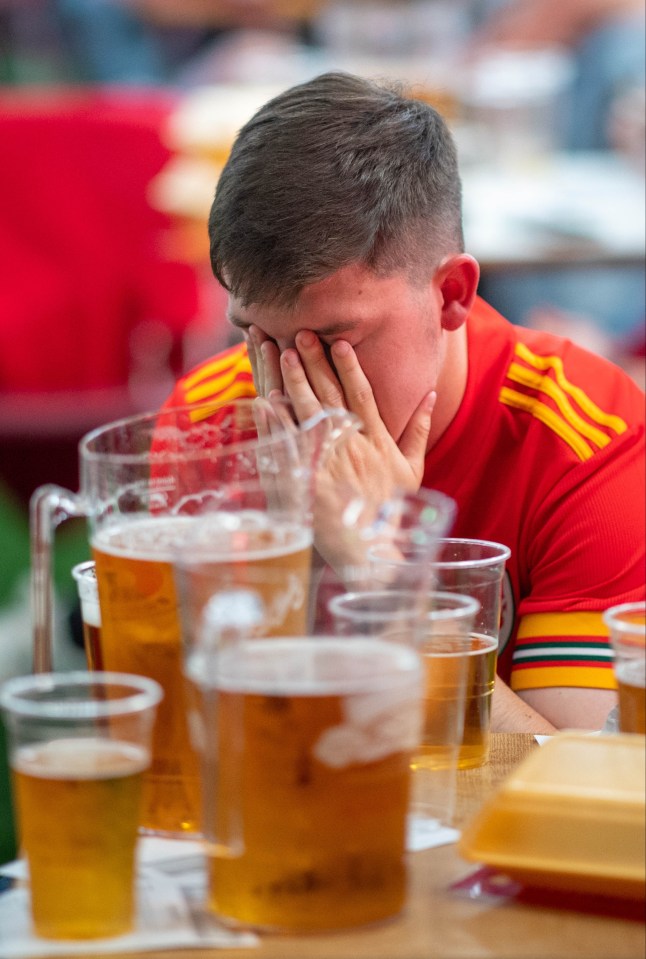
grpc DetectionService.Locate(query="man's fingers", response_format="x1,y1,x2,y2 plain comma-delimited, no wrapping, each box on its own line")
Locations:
290,330,346,408
397,391,435,483
244,330,263,395
329,339,383,434
267,388,300,431
279,348,324,421
260,339,283,395
248,325,283,396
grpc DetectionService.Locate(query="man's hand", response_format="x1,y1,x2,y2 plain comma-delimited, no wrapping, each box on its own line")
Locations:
275,328,434,498
245,324,437,572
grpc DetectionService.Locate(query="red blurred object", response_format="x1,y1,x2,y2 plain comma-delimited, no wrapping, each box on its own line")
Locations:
0,87,202,501
450,866,646,923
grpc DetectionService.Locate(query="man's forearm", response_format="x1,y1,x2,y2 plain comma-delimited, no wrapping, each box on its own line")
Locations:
491,677,558,734
492,676,618,733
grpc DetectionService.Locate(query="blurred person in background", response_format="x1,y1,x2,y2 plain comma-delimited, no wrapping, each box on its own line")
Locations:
52,0,169,83
475,0,645,151
52,0,319,85
471,0,645,386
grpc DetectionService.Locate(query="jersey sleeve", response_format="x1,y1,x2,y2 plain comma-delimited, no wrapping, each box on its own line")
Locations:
149,342,258,495
511,423,645,692
161,341,256,415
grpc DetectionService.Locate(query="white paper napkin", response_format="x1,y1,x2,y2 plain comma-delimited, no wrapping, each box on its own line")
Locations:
0,840,257,958
406,815,460,851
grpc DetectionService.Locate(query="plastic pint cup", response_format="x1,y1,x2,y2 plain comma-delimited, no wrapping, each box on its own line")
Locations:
71,561,103,669
603,601,646,734
430,538,511,640
0,671,162,939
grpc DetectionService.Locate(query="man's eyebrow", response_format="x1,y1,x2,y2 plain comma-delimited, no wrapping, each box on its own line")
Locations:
227,314,249,330
227,315,361,337
316,319,361,337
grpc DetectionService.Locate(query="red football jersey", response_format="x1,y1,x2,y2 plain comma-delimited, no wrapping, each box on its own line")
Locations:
423,298,645,692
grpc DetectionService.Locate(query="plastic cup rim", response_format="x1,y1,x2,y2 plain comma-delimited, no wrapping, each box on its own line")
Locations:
71,560,96,582
602,601,646,640
368,537,511,569
329,589,481,624
0,671,163,718
431,538,512,569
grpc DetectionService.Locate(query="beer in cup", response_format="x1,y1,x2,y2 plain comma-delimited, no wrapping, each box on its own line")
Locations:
186,590,423,932
603,601,646,734
421,539,507,767
421,631,498,772
371,537,509,767
173,478,314,649
0,671,162,939
329,589,480,826
71,561,103,669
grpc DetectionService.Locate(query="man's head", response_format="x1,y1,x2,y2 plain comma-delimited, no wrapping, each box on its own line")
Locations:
209,71,465,308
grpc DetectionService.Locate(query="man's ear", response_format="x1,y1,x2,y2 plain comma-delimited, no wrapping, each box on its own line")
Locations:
435,254,480,331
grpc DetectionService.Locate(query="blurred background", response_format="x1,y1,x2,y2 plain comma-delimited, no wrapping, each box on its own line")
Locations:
0,0,644,685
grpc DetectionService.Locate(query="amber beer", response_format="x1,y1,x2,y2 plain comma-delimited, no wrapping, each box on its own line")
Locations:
603,602,646,735
615,660,646,734
187,637,422,932
13,737,147,939
72,562,104,670
176,510,313,643
417,632,497,771
82,615,104,671
92,512,312,836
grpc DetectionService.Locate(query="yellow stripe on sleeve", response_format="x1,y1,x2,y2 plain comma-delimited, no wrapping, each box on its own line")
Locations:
507,362,611,450
499,387,594,460
511,665,617,692
514,342,628,435
182,344,251,392
185,367,239,404
517,611,609,639
188,379,258,421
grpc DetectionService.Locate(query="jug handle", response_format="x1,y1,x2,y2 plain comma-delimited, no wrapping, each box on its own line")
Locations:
30,484,85,673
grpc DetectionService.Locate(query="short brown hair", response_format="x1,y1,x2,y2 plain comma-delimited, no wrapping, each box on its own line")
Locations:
209,71,464,307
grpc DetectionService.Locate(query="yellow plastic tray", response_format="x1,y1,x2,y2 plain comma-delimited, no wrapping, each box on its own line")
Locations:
459,732,646,900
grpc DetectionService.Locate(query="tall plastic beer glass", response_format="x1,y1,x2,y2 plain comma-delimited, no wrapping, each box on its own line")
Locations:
0,671,161,939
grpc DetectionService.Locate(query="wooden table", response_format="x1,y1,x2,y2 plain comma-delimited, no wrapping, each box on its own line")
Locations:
63,733,643,959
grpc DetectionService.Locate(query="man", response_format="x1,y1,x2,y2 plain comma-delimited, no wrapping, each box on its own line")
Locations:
164,72,645,733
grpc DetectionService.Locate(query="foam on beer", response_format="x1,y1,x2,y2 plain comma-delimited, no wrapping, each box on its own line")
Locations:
80,597,101,629
187,637,423,769
93,515,196,560
184,511,312,561
13,738,149,779
93,512,311,562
